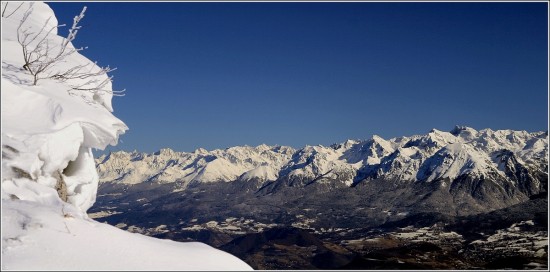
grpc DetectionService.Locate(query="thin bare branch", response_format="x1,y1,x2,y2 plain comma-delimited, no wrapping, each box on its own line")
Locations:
15,5,126,102
2,2,25,18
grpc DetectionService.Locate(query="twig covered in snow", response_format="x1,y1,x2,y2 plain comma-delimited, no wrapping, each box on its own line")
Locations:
16,5,125,99
17,4,85,85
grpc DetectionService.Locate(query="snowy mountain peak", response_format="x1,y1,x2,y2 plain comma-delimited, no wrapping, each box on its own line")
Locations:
416,142,489,182
192,147,206,153
97,128,547,197
154,148,178,156
255,143,272,152
451,125,479,141
339,139,360,149
427,128,458,144
451,125,472,134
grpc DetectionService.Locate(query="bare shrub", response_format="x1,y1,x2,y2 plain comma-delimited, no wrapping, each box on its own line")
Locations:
15,4,124,99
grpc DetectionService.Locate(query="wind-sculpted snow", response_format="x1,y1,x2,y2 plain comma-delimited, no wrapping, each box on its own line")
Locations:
1,2,251,270
98,126,548,196
1,2,127,211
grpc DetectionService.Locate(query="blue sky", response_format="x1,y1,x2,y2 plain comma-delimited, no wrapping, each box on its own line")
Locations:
47,2,548,154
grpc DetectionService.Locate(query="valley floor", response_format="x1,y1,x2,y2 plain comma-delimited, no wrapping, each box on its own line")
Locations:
89,185,548,270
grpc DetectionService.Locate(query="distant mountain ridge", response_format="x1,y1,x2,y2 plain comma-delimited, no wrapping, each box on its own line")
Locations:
97,126,548,199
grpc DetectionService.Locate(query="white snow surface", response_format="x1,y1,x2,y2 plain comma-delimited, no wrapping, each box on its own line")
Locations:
1,198,250,270
1,2,251,270
2,1,127,211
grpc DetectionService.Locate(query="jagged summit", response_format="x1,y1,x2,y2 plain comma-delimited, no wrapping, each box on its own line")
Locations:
97,127,548,197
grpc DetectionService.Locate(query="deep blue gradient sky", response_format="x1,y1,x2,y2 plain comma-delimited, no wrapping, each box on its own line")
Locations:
47,2,548,154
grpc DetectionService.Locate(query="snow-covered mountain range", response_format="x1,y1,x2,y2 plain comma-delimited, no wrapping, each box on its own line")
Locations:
91,127,548,253
97,126,548,199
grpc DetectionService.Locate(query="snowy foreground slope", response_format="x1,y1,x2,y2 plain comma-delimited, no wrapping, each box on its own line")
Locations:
1,2,251,270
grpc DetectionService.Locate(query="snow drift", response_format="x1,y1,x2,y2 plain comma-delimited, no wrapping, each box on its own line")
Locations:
1,2,251,270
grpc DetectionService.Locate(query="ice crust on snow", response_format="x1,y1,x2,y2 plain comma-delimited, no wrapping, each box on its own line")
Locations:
1,2,251,270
